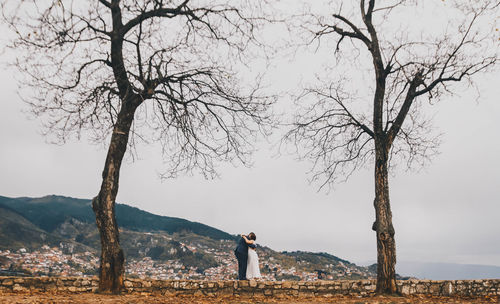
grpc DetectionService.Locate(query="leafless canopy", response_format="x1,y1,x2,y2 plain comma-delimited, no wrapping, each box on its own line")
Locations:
2,0,275,178
285,0,498,189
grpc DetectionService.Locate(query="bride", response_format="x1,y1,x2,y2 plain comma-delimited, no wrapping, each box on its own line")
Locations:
242,233,261,279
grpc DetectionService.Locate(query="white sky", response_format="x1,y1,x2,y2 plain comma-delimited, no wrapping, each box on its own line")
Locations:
0,1,499,269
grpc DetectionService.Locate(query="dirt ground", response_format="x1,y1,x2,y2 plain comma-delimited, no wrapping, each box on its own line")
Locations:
0,293,499,304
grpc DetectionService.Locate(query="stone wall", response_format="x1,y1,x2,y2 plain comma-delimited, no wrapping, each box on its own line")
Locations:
1,276,499,297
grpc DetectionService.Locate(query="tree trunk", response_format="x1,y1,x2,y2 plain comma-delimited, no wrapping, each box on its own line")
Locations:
92,102,137,293
373,140,398,294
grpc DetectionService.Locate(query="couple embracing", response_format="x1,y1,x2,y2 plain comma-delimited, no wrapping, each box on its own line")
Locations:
234,232,261,280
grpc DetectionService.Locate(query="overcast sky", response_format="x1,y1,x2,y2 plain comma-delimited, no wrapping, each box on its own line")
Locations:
0,1,499,270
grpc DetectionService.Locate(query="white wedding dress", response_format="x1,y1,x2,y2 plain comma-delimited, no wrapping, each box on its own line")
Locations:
246,247,261,279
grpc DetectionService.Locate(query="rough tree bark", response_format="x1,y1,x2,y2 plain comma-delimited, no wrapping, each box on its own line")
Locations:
367,1,399,292
88,2,142,291
373,140,397,293
91,100,139,293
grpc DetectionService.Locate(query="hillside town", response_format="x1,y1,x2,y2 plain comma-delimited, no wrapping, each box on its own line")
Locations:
0,242,373,281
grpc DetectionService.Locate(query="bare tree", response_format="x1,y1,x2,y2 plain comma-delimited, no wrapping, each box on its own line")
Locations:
2,0,274,293
286,0,498,294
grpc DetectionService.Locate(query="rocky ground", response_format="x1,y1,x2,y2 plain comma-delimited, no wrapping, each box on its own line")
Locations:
0,293,499,304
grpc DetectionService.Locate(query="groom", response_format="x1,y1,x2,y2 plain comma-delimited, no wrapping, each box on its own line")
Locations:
234,232,256,280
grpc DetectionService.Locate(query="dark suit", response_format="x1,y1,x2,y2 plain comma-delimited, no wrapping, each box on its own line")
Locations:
234,236,256,280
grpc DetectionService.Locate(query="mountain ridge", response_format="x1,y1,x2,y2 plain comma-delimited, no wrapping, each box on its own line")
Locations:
0,194,234,240
0,194,377,280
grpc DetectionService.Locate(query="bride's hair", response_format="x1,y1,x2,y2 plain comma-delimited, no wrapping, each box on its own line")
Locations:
248,232,256,241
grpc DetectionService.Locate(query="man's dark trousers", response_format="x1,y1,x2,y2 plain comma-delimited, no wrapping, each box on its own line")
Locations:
235,250,248,280
235,236,254,280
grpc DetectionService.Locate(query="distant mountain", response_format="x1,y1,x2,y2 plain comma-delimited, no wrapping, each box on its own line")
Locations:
397,261,500,280
0,204,92,253
3,194,494,280
282,251,351,268
0,194,376,279
0,195,234,240
0,204,64,249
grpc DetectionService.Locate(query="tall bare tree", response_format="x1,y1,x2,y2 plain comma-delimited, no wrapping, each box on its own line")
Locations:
286,0,498,294
2,0,274,293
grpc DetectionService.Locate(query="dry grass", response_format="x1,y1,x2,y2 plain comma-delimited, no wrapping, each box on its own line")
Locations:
0,293,499,304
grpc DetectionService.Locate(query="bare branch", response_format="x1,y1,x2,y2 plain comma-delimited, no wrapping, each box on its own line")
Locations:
287,0,498,189
98,0,112,9
2,0,276,177
121,1,190,36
